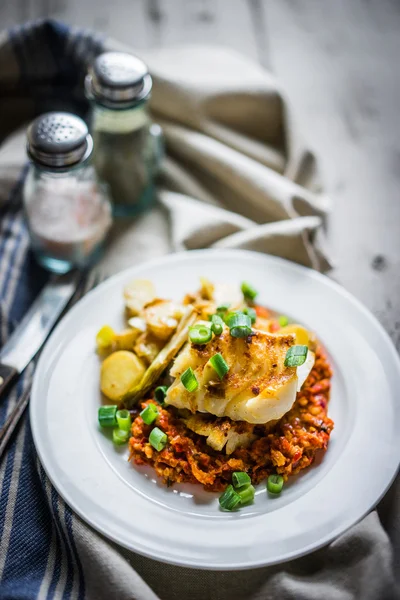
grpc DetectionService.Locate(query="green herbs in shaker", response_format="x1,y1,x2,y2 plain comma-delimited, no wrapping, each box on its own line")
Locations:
85,52,163,217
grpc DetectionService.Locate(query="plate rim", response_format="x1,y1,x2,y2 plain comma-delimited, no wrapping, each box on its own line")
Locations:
30,249,400,569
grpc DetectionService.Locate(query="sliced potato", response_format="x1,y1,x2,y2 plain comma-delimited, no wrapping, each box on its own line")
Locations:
114,329,141,351
124,279,156,317
279,324,310,346
143,299,184,341
134,332,165,364
96,325,115,351
101,350,146,402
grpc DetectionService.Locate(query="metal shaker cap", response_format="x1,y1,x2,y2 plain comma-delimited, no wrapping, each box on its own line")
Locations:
85,52,152,108
27,112,93,169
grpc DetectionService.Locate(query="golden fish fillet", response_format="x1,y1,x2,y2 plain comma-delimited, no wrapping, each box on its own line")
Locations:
165,326,315,424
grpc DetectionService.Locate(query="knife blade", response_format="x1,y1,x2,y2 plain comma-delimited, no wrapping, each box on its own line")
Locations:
0,272,80,400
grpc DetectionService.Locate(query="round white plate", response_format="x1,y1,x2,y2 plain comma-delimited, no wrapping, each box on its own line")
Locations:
30,250,400,569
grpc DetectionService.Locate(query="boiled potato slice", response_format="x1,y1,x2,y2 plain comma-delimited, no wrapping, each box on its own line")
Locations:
279,324,310,346
143,299,184,341
124,279,156,317
114,329,141,351
101,350,146,402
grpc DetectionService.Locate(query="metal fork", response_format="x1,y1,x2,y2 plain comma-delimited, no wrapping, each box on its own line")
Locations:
0,269,104,459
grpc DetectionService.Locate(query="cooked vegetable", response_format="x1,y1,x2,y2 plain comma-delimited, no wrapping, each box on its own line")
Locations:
279,324,310,347
154,386,168,404
267,474,284,494
241,281,258,301
199,277,214,300
216,303,230,313
122,306,196,408
140,404,158,425
143,299,184,341
114,328,141,350
219,485,241,511
284,345,308,367
116,409,131,431
237,484,255,504
210,314,224,335
278,315,289,327
208,353,229,380
127,317,147,333
227,312,252,338
189,323,212,345
149,427,167,451
96,325,115,351
181,367,198,392
124,279,156,316
134,333,164,365
101,350,146,402
232,472,251,488
243,307,257,324
113,428,130,445
98,405,118,427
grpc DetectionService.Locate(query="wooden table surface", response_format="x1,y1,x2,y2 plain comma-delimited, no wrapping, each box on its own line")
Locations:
2,0,399,348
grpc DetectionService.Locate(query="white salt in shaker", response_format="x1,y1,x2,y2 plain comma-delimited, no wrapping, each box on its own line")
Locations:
24,112,112,273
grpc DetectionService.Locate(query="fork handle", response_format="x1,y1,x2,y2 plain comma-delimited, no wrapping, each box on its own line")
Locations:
0,364,18,401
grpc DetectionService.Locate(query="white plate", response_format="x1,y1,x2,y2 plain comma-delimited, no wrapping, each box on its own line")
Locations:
30,250,400,569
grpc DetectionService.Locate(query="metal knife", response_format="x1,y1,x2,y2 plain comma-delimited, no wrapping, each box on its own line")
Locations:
0,272,80,401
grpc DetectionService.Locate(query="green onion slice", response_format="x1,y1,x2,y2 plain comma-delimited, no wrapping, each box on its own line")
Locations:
237,484,255,505
209,353,229,380
284,345,308,367
116,409,131,431
140,404,158,425
149,427,167,451
112,428,129,445
232,471,251,488
243,307,257,324
189,323,213,345
241,281,258,301
267,474,284,494
98,405,118,428
216,303,230,313
154,385,168,404
278,315,289,327
228,312,252,338
219,484,241,511
210,314,224,336
181,367,199,392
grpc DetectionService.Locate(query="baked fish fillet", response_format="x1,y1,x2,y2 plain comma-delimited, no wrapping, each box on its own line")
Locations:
165,326,315,424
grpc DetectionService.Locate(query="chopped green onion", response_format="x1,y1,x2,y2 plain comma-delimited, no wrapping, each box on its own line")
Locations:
209,353,229,380
96,325,115,349
237,484,255,505
189,323,213,345
241,281,258,301
219,484,241,511
181,367,199,392
232,471,251,488
113,428,129,445
116,409,131,431
149,427,167,451
210,314,224,336
284,345,308,367
228,312,252,338
216,303,230,313
243,307,257,324
267,474,284,494
278,315,289,327
154,385,168,404
98,405,118,428
140,404,158,425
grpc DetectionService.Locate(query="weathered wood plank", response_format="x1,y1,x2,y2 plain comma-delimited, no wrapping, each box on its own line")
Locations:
266,0,400,345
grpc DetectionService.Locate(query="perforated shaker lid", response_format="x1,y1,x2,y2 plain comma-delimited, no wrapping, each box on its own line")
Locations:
27,112,93,169
85,52,152,108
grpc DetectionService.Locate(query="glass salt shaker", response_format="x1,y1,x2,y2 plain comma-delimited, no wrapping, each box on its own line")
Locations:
85,52,163,216
24,112,112,273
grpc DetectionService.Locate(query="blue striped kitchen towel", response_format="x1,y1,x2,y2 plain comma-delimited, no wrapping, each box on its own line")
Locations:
0,18,398,600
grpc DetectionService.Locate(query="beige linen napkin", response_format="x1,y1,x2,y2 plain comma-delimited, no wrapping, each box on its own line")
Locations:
99,44,331,274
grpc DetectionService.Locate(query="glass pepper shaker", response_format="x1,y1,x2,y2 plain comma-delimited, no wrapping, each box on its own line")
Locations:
85,52,163,216
24,112,112,274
